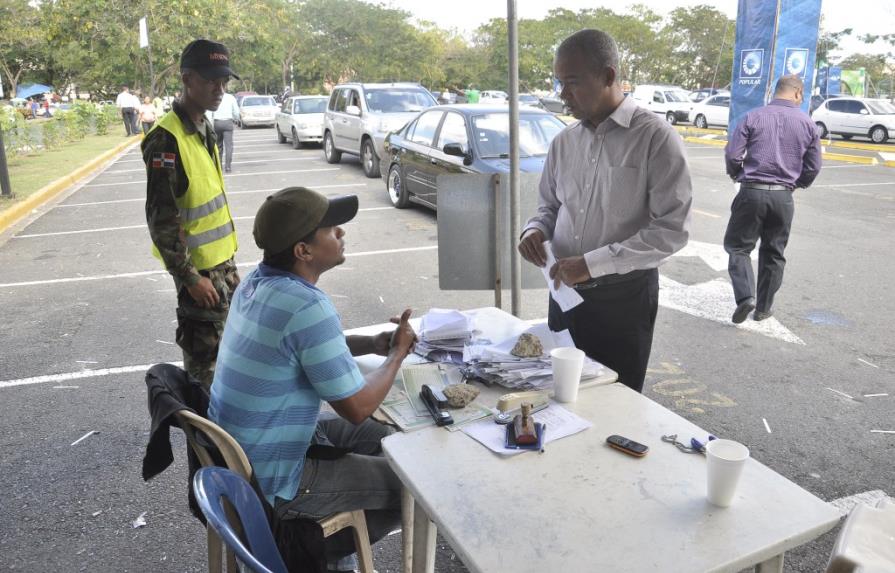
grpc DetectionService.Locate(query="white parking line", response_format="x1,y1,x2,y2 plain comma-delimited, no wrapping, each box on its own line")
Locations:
106,157,317,174
112,149,304,164
16,206,390,238
54,183,371,208
814,181,895,188
225,168,338,177
829,490,890,515
83,167,339,187
0,362,184,389
0,245,438,288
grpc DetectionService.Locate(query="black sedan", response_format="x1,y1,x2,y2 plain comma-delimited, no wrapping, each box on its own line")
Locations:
380,105,566,210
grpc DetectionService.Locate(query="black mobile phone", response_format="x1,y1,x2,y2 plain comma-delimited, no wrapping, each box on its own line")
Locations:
606,435,649,457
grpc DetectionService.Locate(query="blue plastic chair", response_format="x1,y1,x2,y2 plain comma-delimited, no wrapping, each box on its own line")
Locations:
193,466,288,573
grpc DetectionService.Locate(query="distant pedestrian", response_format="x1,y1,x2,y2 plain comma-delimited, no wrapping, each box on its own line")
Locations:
724,74,821,323
139,96,158,135
141,39,241,390
206,90,240,172
29,99,39,119
116,86,140,136
42,97,52,118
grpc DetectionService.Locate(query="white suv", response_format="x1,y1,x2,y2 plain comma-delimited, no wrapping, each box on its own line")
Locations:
812,97,895,143
323,83,437,178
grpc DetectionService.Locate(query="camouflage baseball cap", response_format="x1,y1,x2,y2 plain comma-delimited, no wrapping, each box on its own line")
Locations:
253,187,358,254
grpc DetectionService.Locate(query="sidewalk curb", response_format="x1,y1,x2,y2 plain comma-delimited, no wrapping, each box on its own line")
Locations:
683,136,726,147
0,135,142,236
684,137,886,166
821,152,879,165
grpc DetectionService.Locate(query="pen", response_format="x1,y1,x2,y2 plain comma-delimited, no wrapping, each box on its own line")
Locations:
540,423,547,454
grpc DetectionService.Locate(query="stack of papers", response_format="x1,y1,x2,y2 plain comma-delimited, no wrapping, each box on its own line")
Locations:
464,323,603,390
416,309,476,363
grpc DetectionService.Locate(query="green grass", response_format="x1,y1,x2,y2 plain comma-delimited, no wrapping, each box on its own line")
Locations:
0,132,135,211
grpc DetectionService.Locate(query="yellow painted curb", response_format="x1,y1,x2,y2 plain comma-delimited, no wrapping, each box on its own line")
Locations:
821,152,878,165
821,139,893,152
0,135,142,235
675,125,728,136
884,160,895,168
683,136,727,147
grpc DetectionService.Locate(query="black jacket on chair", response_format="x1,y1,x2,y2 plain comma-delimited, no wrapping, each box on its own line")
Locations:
141,363,326,573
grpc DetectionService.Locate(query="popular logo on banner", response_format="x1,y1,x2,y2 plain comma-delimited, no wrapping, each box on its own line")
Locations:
739,49,764,85
784,48,810,78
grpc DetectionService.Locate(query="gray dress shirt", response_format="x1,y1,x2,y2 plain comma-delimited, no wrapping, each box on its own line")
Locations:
524,96,692,279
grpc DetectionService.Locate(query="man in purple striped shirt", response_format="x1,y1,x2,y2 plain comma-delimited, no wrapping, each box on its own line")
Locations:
723,75,821,323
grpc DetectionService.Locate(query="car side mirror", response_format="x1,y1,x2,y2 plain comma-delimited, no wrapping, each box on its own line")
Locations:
860,108,869,115
346,105,361,116
443,143,472,165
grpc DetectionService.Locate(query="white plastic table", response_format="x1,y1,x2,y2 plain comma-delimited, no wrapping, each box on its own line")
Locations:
380,383,841,573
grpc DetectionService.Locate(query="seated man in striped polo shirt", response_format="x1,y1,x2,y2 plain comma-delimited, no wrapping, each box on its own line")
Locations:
208,186,417,568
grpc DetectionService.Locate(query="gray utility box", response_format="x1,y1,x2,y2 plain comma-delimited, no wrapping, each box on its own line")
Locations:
436,173,545,291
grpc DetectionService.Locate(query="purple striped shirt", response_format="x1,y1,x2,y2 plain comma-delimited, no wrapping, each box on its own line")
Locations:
725,99,821,189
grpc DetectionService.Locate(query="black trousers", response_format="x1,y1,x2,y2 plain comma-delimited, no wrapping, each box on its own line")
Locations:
723,186,794,313
548,269,659,393
214,119,235,170
122,108,137,135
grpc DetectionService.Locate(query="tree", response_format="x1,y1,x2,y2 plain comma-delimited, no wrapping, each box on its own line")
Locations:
0,0,46,97
660,5,735,89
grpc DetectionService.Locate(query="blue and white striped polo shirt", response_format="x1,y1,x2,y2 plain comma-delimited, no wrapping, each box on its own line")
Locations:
208,263,365,505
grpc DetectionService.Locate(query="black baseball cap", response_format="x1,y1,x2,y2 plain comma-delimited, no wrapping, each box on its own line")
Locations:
254,187,359,254
180,39,240,80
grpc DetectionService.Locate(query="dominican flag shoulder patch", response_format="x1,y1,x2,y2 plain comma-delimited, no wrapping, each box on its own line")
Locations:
151,152,176,169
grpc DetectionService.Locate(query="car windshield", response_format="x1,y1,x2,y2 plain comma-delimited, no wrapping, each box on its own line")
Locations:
295,98,328,113
472,113,565,158
866,100,895,115
364,88,436,113
243,96,275,107
664,90,688,102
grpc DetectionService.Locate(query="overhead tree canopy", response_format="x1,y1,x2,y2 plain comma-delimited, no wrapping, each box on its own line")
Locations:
1,0,884,99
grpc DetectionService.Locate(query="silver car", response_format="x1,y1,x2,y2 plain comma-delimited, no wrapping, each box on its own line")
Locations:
323,83,437,178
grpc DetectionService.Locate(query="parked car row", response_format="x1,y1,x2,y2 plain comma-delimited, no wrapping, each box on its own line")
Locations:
381,105,566,210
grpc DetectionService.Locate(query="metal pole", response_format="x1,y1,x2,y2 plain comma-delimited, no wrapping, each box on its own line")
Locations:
710,19,730,92
493,174,502,310
0,127,12,197
507,0,522,317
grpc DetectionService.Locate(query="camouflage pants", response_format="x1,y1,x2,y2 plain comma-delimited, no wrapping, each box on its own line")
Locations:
173,259,240,391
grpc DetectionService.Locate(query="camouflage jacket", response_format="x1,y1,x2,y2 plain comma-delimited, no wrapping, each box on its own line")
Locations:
142,99,221,288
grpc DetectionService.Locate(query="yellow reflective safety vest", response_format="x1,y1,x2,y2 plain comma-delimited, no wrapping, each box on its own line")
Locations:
150,111,237,271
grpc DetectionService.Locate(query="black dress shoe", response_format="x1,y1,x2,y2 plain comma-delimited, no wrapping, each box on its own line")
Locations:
753,310,773,321
732,297,755,324
224,166,232,173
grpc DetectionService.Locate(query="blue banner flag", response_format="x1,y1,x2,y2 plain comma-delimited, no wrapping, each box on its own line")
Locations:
772,0,823,113
729,0,823,131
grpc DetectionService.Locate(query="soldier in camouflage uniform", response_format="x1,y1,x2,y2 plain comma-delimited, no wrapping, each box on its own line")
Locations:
143,40,241,390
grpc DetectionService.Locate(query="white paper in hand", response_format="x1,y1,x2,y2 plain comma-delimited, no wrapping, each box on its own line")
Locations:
541,241,583,312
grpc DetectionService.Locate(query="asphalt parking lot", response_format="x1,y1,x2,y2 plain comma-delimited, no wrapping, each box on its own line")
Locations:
0,126,892,572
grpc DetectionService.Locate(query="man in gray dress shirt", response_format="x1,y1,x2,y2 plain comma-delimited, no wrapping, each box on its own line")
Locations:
518,29,692,392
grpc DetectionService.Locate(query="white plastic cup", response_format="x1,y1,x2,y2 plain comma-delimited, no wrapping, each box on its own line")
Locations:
551,347,586,403
705,439,750,507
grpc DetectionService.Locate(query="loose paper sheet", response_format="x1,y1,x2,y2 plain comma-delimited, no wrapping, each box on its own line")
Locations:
461,403,592,455
541,241,584,312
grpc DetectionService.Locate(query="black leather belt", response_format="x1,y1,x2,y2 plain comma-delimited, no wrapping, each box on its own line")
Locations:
574,268,653,290
741,182,793,191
